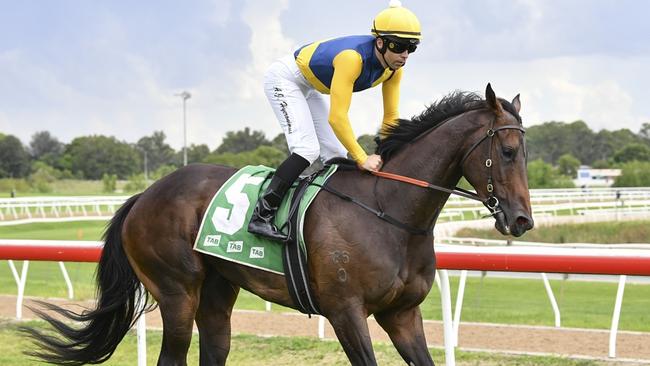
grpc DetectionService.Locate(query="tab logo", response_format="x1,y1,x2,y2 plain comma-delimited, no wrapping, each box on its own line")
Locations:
227,241,243,253
249,247,265,259
203,235,221,247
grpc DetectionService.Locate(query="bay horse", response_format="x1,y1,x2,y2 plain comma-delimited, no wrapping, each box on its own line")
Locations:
24,84,533,365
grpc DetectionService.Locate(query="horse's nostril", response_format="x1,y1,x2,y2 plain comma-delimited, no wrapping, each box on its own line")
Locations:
516,216,533,230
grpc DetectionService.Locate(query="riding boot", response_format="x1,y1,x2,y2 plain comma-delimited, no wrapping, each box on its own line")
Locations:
248,153,310,241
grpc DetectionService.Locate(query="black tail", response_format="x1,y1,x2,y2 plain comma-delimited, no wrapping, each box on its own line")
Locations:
21,193,154,365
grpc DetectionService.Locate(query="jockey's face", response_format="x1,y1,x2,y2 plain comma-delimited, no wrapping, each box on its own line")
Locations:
376,37,416,69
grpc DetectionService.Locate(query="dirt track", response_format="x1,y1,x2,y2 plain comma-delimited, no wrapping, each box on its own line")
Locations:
3,295,650,364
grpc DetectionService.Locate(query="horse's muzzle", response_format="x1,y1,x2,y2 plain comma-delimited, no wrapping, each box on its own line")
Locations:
494,207,534,237
509,211,534,237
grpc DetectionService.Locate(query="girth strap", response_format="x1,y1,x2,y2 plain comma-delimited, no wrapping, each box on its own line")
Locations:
281,175,321,316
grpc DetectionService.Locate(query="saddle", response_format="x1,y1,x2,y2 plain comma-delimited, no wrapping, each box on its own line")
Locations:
193,163,344,315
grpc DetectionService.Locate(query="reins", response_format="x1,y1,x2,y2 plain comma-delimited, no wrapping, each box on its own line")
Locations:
370,170,483,202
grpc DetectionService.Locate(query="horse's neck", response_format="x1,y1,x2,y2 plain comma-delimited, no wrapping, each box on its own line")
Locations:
380,114,480,229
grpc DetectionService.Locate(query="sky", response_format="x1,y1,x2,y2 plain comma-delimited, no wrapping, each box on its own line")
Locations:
1,0,649,151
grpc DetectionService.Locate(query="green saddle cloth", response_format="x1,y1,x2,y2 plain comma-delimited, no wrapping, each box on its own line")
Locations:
193,164,338,274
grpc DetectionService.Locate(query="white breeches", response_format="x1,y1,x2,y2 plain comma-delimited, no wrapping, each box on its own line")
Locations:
263,55,347,164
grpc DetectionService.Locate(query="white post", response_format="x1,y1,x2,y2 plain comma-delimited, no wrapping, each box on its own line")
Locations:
9,260,29,319
438,270,456,366
136,285,147,366
453,270,467,347
609,275,626,358
541,273,561,327
8,260,20,318
265,301,271,312
58,262,74,299
318,316,325,339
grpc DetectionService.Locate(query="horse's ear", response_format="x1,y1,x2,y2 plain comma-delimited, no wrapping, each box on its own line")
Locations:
485,83,503,114
512,94,521,113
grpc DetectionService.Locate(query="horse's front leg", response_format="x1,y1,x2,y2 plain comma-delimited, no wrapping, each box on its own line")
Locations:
326,305,377,365
375,305,434,365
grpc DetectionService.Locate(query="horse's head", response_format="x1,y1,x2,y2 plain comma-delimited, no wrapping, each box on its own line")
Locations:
460,83,534,237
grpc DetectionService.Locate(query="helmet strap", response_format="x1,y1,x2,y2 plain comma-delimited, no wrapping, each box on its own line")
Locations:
376,37,395,71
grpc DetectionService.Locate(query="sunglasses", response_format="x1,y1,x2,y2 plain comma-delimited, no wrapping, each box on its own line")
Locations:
386,39,418,54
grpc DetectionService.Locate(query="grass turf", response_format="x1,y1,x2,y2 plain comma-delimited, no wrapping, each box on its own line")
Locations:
2,320,621,366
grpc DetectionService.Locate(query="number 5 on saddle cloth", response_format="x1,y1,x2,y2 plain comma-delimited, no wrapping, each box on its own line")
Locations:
193,164,339,315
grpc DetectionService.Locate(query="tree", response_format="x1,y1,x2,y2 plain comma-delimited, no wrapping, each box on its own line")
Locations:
216,127,270,154
136,131,176,171
124,173,147,192
526,159,575,188
151,165,177,180
613,161,650,187
186,144,211,163
28,161,59,193
526,121,594,164
590,159,611,169
64,135,139,179
205,146,286,168
638,122,650,141
102,173,117,193
270,133,289,156
613,143,650,163
0,134,30,178
557,153,581,177
29,131,64,160
525,121,649,165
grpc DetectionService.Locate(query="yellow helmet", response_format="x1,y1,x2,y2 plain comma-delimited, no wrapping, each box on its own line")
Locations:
371,0,422,40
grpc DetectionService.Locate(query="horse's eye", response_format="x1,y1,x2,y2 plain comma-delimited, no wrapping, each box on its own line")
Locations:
502,147,515,160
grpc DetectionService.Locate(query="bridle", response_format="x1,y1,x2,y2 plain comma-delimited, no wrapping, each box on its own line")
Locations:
457,116,526,215
318,111,527,235
366,114,526,232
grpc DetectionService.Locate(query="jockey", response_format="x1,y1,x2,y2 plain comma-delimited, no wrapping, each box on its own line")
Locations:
248,0,422,241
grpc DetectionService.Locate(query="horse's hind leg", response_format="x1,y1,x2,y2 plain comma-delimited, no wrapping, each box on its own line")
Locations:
126,235,205,365
195,269,240,366
374,306,434,365
156,288,201,366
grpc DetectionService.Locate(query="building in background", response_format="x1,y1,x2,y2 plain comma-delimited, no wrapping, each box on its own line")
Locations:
574,166,621,187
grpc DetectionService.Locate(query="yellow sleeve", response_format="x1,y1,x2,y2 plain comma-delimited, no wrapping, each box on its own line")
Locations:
329,50,368,164
380,67,403,137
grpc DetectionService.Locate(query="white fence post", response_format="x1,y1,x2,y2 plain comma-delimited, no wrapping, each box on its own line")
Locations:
541,273,561,327
8,260,29,319
58,262,74,299
136,284,147,366
609,275,627,358
318,316,325,339
438,270,456,366
453,270,467,347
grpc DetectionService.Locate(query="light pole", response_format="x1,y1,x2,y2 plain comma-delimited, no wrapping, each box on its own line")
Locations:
175,91,192,166
136,146,149,183
143,150,148,182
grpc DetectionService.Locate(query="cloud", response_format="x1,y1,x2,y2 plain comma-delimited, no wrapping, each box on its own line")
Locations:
1,0,649,152
382,53,650,135
236,0,294,99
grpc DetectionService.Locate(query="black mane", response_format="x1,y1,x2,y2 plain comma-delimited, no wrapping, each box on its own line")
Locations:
376,90,521,160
